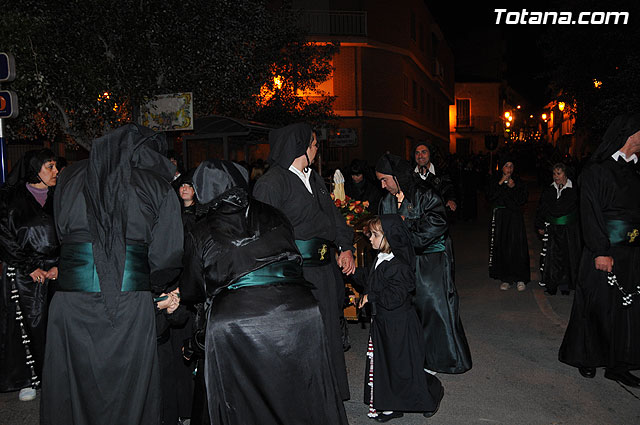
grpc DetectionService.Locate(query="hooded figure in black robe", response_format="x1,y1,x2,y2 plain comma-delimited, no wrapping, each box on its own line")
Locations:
362,214,444,419
41,124,184,425
559,113,640,385
179,159,348,425
0,149,59,394
487,157,530,287
535,163,581,295
252,123,353,399
376,154,472,374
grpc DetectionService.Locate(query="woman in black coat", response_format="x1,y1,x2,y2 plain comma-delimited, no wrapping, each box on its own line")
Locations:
180,159,348,425
535,163,581,295
0,149,59,401
488,159,530,291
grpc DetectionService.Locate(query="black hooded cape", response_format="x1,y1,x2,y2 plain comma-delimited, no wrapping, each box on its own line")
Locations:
560,113,640,369
180,159,348,425
253,123,353,399
41,124,184,425
376,155,472,374
363,214,444,412
487,157,530,283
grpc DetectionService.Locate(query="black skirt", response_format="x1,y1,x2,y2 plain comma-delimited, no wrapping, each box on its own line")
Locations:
204,282,348,425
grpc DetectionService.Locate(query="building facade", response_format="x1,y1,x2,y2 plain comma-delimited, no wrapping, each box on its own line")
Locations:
294,0,454,168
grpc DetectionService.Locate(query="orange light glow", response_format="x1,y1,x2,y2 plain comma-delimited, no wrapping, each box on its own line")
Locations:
541,113,547,120
558,102,565,111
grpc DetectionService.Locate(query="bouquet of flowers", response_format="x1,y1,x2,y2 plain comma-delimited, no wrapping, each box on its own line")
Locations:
331,168,371,226
331,194,371,226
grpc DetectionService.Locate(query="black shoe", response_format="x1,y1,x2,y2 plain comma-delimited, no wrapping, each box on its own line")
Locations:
578,367,596,378
423,385,445,418
604,369,640,387
374,412,404,422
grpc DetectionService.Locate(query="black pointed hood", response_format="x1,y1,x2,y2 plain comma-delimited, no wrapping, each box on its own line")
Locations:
592,113,640,163
83,123,172,321
379,214,415,269
192,159,249,205
267,123,312,168
375,153,415,195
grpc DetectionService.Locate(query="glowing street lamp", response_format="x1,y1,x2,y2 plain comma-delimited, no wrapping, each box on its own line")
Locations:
541,113,548,120
504,111,511,119
558,102,565,112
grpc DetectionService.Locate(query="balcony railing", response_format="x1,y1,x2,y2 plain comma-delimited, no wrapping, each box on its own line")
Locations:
302,10,367,37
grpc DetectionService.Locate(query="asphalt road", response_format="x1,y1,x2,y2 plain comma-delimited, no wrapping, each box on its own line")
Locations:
2,180,639,425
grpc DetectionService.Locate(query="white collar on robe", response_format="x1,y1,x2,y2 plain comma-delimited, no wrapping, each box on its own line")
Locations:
414,163,435,180
288,165,313,194
551,178,573,199
375,252,395,269
612,150,639,164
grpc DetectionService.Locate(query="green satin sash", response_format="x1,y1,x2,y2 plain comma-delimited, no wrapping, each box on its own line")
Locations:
57,243,151,292
548,211,577,225
295,238,332,267
418,234,446,254
607,220,640,246
227,260,303,290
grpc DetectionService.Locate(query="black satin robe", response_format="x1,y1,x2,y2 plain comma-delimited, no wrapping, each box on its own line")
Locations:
559,159,640,369
380,184,472,374
535,184,581,293
253,164,353,399
41,160,183,425
488,176,530,283
0,183,59,392
364,255,443,412
180,189,348,425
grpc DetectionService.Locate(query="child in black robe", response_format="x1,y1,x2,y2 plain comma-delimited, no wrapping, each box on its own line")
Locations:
359,215,444,422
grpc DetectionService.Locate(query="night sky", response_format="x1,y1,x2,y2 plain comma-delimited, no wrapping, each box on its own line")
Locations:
428,1,638,111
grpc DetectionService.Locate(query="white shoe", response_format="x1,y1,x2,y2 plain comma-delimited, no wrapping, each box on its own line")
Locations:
19,387,36,401
500,282,510,290
516,282,526,291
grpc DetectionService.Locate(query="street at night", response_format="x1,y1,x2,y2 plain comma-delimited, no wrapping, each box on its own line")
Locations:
2,1,640,424
2,179,639,424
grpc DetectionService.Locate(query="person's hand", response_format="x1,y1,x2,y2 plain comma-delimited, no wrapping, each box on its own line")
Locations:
338,250,356,275
595,256,614,273
446,200,457,211
358,294,368,309
45,267,58,280
507,178,515,188
166,288,180,314
29,268,47,284
500,174,509,185
156,294,172,310
537,228,545,235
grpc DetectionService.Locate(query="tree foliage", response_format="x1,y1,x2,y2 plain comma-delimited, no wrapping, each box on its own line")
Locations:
0,0,337,147
540,0,640,142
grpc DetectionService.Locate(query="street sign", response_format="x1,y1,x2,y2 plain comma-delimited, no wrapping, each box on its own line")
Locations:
0,91,19,118
330,128,358,147
0,53,16,82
